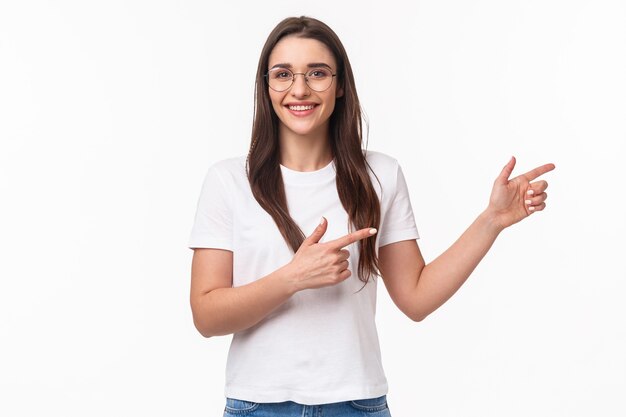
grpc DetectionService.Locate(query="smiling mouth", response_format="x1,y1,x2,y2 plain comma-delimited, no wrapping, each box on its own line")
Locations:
287,104,317,111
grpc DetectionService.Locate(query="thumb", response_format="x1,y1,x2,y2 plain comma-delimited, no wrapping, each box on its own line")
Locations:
496,156,516,185
303,217,328,245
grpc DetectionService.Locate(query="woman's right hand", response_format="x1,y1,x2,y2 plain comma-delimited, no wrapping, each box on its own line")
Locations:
285,217,377,292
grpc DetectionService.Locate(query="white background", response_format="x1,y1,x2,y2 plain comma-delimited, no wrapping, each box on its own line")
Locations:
1,1,625,416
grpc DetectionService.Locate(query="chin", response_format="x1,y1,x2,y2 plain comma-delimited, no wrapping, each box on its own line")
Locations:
288,125,325,137
278,118,320,135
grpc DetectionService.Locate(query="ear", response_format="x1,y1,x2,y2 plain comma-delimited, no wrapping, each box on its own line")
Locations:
336,86,344,98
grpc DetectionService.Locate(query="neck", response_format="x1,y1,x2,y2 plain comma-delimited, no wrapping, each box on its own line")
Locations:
279,125,333,172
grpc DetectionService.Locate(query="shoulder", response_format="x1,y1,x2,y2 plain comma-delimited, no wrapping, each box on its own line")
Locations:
207,155,246,172
364,149,399,167
362,150,416,203
363,149,400,177
205,155,247,180
197,156,248,194
361,150,404,200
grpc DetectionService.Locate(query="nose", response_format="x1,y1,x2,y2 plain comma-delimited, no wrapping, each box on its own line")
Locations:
290,73,310,97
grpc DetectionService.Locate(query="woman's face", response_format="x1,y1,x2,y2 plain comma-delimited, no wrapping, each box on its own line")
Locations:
267,36,343,140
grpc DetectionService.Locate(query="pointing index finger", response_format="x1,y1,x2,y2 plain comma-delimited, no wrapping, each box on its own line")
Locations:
523,163,556,181
327,228,377,249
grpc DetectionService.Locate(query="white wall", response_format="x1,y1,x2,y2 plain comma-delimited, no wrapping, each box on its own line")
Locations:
1,1,624,415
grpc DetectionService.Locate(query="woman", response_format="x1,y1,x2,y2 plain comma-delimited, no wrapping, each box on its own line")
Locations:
188,16,554,416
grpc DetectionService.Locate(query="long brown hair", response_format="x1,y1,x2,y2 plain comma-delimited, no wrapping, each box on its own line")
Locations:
246,16,381,284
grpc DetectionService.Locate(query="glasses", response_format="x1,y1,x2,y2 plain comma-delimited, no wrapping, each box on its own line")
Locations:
266,67,337,92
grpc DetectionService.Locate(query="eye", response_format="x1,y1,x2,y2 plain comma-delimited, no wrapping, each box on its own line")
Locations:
270,69,292,80
308,68,330,79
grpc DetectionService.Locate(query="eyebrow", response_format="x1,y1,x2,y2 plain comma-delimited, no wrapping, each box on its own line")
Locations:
270,62,333,70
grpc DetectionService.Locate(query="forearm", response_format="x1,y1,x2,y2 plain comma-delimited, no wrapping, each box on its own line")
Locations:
193,265,296,337
414,210,504,320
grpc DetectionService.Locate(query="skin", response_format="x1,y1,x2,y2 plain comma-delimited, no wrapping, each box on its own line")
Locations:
378,157,554,321
268,35,342,171
189,37,555,337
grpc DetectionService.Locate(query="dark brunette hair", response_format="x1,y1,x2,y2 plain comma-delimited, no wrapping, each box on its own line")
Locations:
246,16,381,284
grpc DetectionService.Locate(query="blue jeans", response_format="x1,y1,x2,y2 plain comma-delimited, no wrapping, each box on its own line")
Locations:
223,395,392,416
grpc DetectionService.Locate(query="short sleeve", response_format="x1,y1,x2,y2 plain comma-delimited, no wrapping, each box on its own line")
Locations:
378,163,419,247
188,164,233,250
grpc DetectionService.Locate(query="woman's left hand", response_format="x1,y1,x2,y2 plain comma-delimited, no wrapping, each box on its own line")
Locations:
486,156,555,229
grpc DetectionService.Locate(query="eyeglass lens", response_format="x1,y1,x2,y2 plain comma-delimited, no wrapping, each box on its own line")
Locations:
267,68,334,92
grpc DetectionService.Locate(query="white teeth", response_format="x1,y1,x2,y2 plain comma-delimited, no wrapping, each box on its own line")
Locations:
288,105,315,111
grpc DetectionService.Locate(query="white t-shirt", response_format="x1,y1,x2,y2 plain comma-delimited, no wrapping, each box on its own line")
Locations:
188,150,419,405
